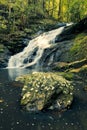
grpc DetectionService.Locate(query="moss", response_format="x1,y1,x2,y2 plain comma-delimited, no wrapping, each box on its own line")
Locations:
57,71,74,81
63,72,74,80
0,44,5,53
53,59,87,75
69,33,87,61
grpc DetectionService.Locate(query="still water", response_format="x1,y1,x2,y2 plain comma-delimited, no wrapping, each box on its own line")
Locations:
0,68,87,130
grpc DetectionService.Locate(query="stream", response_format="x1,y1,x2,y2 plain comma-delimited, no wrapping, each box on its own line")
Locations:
0,24,87,130
0,68,87,130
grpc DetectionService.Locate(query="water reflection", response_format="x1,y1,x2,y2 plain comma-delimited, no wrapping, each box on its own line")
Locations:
7,67,50,80
7,68,36,80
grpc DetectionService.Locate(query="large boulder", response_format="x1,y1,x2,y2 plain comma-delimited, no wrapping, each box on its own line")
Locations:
16,72,74,112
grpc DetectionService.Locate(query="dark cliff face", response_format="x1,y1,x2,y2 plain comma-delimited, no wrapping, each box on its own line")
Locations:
39,40,73,67
40,17,87,67
0,44,11,68
55,17,87,42
0,34,29,68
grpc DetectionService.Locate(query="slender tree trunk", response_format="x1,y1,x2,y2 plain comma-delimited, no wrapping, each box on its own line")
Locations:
48,0,51,15
27,0,32,5
42,0,45,12
8,0,12,19
33,0,37,13
8,0,12,31
58,0,62,21
67,0,70,22
51,0,55,17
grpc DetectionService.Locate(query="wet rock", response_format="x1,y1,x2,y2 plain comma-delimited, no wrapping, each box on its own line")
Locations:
0,44,10,68
32,47,38,56
29,59,33,63
23,58,28,64
52,59,87,72
40,40,73,67
16,72,74,112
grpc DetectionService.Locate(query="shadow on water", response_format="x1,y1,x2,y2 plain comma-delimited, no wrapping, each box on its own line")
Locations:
0,68,87,130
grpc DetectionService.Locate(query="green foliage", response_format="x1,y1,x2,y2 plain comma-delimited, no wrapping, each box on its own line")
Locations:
68,0,87,22
0,44,5,53
69,33,87,61
0,19,7,29
0,15,7,33
0,0,87,35
61,72,74,81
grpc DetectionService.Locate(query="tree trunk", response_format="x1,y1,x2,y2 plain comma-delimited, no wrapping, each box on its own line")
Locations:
48,0,51,15
42,0,45,12
66,0,70,22
51,0,55,17
58,0,62,21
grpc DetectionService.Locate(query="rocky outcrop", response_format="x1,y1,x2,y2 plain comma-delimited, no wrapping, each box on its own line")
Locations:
0,32,29,54
0,44,10,68
40,40,74,67
40,17,87,67
55,17,87,42
16,72,73,112
0,32,30,68
53,59,87,72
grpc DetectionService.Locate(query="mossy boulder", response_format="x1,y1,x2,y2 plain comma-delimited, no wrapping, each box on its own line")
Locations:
16,72,74,112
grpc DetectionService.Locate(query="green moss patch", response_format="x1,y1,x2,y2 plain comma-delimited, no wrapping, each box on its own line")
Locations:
69,33,87,61
0,44,5,53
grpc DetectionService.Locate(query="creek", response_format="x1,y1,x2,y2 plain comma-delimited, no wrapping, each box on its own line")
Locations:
0,68,87,130
0,24,87,130
0,69,87,130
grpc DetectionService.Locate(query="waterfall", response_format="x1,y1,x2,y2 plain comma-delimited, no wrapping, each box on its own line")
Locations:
8,27,65,69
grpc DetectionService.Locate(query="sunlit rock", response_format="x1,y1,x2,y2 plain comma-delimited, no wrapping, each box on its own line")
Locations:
16,72,74,112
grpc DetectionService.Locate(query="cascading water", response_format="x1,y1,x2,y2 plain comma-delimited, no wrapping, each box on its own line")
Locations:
8,27,65,69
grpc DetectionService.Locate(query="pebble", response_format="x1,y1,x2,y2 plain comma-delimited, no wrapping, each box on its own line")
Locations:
0,99,4,103
32,123,35,126
71,123,74,125
27,123,29,126
16,122,19,125
65,122,68,125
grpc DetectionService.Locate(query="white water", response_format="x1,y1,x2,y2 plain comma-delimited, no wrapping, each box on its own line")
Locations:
8,27,64,68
